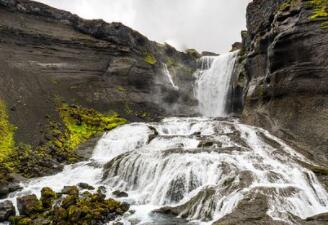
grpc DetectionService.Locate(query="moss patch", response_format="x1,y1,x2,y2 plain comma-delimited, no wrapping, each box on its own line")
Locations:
144,53,157,65
58,104,127,151
2,103,127,178
279,0,299,11
307,0,328,20
0,100,16,162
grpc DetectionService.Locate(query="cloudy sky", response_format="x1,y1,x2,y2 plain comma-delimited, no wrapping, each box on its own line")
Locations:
35,0,251,54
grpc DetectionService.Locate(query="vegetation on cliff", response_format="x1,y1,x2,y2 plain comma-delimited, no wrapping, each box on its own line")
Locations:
58,104,127,151
279,0,328,28
308,0,328,28
0,102,127,178
144,52,157,65
0,100,16,162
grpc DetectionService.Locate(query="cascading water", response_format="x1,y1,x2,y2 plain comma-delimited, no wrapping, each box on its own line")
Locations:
1,50,328,225
195,52,238,117
162,63,179,90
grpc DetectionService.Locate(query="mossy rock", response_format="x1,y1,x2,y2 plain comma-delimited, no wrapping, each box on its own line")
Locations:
41,187,57,209
6,186,129,225
16,195,43,216
144,53,157,65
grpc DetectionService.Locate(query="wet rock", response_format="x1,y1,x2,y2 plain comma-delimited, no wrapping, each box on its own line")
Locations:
213,192,288,225
17,194,43,216
61,194,77,209
305,212,328,225
0,200,15,222
112,190,128,198
11,186,129,225
41,187,57,209
77,182,95,190
61,186,79,196
97,186,107,195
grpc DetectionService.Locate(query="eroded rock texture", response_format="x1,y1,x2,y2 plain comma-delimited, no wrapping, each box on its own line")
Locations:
236,0,328,179
0,0,198,147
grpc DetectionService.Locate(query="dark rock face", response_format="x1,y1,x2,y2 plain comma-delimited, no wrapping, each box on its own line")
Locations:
0,200,15,222
0,0,198,149
235,0,328,179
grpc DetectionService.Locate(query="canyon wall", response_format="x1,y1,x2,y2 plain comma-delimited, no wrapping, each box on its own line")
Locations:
237,0,328,172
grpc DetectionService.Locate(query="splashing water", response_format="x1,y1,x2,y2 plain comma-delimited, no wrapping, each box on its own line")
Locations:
2,118,328,225
1,50,328,225
195,52,238,117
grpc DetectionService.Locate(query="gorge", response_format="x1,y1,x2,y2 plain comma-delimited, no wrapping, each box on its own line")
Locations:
0,0,327,225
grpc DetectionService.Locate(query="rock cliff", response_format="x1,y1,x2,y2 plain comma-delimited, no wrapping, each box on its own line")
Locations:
0,0,198,190
234,0,328,183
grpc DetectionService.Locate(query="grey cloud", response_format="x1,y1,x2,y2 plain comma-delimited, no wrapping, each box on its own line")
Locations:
36,0,251,53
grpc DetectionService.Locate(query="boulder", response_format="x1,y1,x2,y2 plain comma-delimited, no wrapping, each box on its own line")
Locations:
61,186,79,196
41,187,57,209
77,183,95,190
0,200,15,222
17,194,43,216
112,190,128,198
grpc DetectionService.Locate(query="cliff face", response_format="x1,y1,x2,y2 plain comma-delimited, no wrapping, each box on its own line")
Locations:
238,0,328,170
0,0,198,148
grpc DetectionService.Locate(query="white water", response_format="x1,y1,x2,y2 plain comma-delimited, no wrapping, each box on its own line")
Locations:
2,118,328,224
195,52,237,117
162,63,179,90
2,51,328,225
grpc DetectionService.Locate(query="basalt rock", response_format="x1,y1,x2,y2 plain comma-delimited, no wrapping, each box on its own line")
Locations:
0,200,15,222
234,0,328,184
16,194,43,216
8,186,129,225
0,0,197,155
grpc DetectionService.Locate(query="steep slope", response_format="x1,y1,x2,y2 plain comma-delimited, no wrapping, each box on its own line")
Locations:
0,0,199,191
234,0,328,185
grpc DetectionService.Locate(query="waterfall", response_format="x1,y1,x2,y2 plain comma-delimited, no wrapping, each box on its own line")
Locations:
1,51,328,225
195,52,238,117
162,63,179,90
3,118,328,225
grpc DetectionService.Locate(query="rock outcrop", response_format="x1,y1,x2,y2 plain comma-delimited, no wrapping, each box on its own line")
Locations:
0,0,199,181
234,0,328,184
0,0,198,148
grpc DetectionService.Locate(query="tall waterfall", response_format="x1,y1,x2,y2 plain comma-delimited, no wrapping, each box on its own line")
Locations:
1,51,328,225
196,52,238,117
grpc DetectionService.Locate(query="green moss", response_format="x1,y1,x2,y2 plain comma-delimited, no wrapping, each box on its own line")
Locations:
185,49,201,59
41,187,57,209
279,0,299,11
59,104,127,151
116,86,127,93
2,102,127,178
0,100,16,162
307,0,328,20
144,53,157,65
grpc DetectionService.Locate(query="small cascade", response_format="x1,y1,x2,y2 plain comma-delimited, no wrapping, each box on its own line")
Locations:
1,50,328,225
195,52,238,117
2,118,328,225
162,63,179,90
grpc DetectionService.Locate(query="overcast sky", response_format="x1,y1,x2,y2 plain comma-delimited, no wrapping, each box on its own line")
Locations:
35,0,251,54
